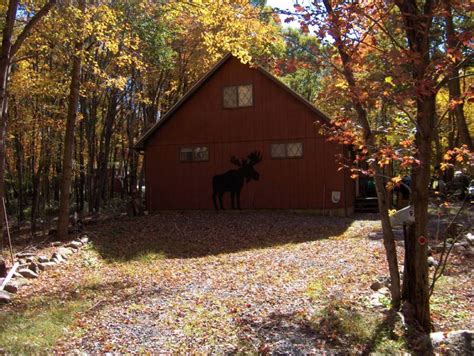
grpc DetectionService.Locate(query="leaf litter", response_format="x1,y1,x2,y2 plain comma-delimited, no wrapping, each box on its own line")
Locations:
3,211,472,353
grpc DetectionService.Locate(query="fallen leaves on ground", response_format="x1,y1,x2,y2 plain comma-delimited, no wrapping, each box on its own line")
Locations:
2,211,472,353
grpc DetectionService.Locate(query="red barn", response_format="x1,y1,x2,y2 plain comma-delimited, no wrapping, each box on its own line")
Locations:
135,54,355,214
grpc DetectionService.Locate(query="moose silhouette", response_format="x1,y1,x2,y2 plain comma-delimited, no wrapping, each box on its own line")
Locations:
212,151,262,210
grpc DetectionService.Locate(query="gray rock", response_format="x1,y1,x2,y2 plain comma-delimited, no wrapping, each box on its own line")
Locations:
37,256,49,263
465,233,474,245
427,256,438,267
79,235,89,244
12,272,24,279
4,280,19,293
51,252,65,263
29,262,40,274
431,244,445,253
58,247,73,258
66,241,82,249
272,340,303,355
370,281,383,291
376,276,391,287
464,247,474,258
368,232,380,240
18,268,39,279
430,330,473,355
458,240,470,248
369,287,391,307
51,241,62,247
38,262,56,271
0,290,11,303
454,243,466,253
16,252,35,258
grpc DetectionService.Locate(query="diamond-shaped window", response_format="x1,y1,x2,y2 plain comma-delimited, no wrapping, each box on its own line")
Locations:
271,144,286,158
180,147,209,162
287,143,303,157
194,147,209,161
223,86,238,108
270,142,303,159
238,85,253,107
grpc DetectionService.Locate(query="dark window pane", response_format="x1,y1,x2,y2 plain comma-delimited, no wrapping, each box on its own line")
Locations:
194,147,209,161
223,86,237,108
180,148,193,161
271,144,286,158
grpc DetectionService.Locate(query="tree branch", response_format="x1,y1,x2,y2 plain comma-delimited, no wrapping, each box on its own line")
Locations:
10,0,57,58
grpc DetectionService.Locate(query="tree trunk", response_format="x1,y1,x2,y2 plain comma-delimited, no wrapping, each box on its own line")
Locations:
78,120,85,212
0,0,19,232
57,0,85,239
322,0,401,308
443,0,472,149
0,0,56,231
94,89,118,212
395,0,434,332
13,134,25,224
372,169,401,307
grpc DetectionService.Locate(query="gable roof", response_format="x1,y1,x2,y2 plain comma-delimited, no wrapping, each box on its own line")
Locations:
134,54,331,150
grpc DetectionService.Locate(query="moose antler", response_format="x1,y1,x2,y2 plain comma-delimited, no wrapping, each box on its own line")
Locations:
230,156,243,167
247,151,262,165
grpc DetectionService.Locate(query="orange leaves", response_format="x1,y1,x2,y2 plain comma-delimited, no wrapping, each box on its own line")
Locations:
441,145,473,170
449,98,464,110
400,139,412,148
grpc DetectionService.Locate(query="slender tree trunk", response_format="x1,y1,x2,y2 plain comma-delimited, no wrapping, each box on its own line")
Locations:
322,0,401,308
443,0,472,149
13,134,25,223
94,89,118,212
85,97,98,213
395,0,434,332
0,0,19,232
78,120,85,211
0,0,55,231
433,126,443,167
57,0,85,238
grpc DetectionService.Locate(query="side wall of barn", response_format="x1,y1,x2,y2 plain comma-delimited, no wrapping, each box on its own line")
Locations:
144,57,355,211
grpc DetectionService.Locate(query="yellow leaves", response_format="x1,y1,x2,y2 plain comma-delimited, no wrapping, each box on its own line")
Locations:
391,176,402,184
180,0,282,64
335,80,348,89
105,76,127,91
386,176,401,192
384,76,394,86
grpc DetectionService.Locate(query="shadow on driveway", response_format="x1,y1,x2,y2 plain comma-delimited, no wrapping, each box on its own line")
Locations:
88,211,355,261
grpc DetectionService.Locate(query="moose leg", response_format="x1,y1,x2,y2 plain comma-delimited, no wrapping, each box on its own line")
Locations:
218,193,225,210
212,192,218,210
237,191,242,210
230,192,235,209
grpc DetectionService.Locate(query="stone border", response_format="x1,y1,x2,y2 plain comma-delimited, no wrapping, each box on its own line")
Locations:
0,234,90,304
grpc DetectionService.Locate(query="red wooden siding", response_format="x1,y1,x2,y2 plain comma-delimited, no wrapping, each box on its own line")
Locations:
143,57,355,210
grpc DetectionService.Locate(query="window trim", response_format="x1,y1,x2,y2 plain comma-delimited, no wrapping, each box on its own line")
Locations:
222,84,254,109
179,146,210,162
270,142,304,159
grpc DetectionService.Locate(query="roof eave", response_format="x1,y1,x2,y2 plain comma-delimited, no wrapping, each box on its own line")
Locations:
133,53,234,151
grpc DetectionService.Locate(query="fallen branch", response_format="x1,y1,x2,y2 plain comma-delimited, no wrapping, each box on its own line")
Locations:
0,262,19,291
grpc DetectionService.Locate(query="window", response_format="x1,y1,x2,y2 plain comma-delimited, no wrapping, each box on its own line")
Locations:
270,142,303,158
223,84,253,108
180,146,209,162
